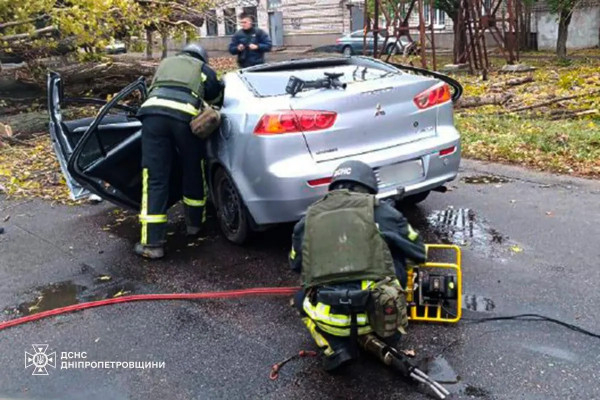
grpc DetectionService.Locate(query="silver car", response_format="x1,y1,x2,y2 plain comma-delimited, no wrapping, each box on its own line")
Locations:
335,30,416,56
47,56,462,244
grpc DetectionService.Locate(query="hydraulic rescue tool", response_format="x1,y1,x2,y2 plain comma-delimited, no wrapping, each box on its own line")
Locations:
386,243,461,399
346,244,461,399
359,334,451,400
285,72,347,97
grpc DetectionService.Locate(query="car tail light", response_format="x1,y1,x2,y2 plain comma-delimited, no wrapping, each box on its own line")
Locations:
307,177,332,187
254,110,337,135
413,83,452,109
336,38,341,44
439,146,456,156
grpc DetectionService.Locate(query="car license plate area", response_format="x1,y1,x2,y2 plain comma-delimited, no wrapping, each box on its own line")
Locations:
376,159,424,189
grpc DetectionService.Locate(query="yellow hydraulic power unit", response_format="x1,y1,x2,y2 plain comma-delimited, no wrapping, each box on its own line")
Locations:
406,244,462,324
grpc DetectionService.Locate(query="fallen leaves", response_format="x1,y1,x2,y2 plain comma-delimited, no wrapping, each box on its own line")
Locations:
510,245,523,253
0,135,79,204
453,53,600,177
112,289,130,298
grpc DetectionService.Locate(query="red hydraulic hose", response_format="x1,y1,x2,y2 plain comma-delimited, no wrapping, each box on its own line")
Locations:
0,286,302,332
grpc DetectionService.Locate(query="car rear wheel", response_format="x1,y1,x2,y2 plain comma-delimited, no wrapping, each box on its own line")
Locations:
214,168,250,244
401,190,430,206
342,46,353,56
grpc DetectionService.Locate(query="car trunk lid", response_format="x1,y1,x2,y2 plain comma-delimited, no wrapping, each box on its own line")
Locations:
285,66,439,162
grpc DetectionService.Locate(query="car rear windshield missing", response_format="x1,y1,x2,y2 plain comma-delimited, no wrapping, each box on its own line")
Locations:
240,57,401,97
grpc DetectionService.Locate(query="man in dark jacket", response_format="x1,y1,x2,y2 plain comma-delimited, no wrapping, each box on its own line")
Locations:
134,44,224,259
228,13,272,68
289,160,426,371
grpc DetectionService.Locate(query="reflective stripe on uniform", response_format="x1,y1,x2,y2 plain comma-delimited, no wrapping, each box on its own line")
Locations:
302,296,369,327
139,214,167,223
315,321,373,337
361,280,375,290
140,168,167,245
140,97,199,116
289,247,296,260
183,196,206,207
407,224,419,241
201,159,208,223
141,168,149,245
302,317,334,356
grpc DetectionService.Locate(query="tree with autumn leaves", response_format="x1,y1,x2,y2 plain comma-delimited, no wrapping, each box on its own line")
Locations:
0,0,217,62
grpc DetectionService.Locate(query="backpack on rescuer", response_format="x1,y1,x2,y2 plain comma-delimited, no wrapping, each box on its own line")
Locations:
367,277,409,337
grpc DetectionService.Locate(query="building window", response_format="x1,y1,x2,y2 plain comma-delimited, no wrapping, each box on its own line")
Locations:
224,8,236,35
243,6,258,24
267,0,281,10
423,7,446,28
483,0,492,14
206,9,218,36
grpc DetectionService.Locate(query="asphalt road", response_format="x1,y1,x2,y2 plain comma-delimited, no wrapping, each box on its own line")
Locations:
1,159,599,400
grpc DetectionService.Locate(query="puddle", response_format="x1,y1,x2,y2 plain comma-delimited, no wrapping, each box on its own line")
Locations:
464,385,492,397
443,382,492,399
4,279,137,317
426,208,507,254
462,175,511,185
16,282,83,316
462,295,496,312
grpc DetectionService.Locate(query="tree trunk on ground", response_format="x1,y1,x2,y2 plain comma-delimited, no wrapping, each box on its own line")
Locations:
0,60,158,108
556,8,572,59
458,93,514,108
0,112,48,137
452,16,467,64
145,29,153,60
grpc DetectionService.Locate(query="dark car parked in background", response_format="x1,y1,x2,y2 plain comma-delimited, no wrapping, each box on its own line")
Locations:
335,30,416,56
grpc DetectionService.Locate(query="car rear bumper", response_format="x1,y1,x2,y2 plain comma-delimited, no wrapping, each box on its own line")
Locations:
241,128,461,225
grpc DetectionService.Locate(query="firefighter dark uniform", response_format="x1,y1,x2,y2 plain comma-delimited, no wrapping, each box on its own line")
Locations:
289,160,426,370
134,44,224,259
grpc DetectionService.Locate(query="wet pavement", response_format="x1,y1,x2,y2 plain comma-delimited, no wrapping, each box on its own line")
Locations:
1,159,600,400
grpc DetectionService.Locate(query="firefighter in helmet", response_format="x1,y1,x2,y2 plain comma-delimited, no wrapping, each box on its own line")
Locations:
289,160,426,370
134,44,224,259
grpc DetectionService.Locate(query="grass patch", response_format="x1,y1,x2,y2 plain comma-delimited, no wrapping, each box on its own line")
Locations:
443,48,600,178
457,114,600,176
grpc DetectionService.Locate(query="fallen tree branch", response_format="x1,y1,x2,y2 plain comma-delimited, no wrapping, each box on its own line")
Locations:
457,93,514,108
503,89,600,113
490,76,533,89
0,26,59,42
0,16,49,30
159,19,202,29
549,109,599,120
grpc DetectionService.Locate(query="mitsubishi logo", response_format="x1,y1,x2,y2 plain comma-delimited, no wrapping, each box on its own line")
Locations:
375,103,386,117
